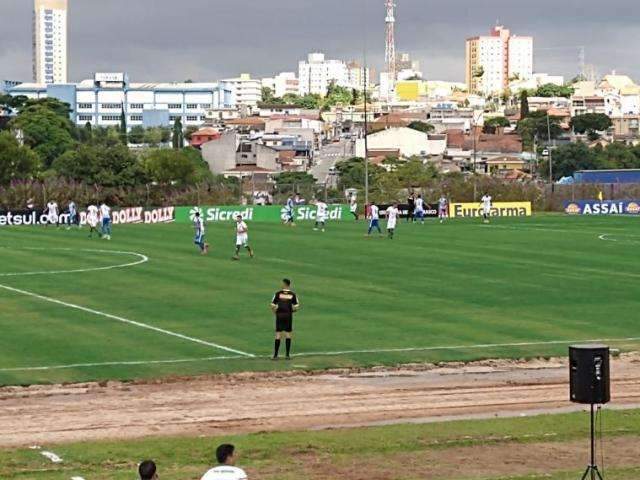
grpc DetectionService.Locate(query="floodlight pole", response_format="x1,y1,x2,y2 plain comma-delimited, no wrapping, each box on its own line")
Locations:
363,51,369,206
547,112,553,184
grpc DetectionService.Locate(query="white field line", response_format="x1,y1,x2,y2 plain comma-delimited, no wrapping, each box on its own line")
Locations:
3,337,640,372
0,355,245,372
0,247,148,277
0,283,254,358
289,337,640,358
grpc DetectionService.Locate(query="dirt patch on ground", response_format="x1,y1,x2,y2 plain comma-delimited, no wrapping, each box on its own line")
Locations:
2,353,640,448
275,437,640,480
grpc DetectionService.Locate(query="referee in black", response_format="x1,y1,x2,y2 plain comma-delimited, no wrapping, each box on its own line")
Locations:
270,278,300,360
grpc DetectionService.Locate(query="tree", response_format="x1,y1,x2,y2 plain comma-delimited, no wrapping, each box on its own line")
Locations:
0,131,41,184
275,171,317,189
10,103,76,168
395,159,438,187
537,142,596,180
517,111,562,151
519,90,530,118
143,149,199,186
407,121,435,134
261,86,275,103
335,157,383,190
51,143,145,187
533,83,575,98
143,127,163,146
128,125,146,144
483,116,511,134
119,106,128,145
172,117,184,149
184,125,199,141
571,113,613,140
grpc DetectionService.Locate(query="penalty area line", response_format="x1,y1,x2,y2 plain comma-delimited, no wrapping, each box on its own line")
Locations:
0,283,254,358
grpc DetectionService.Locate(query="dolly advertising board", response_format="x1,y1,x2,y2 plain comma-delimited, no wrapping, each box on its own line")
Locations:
449,202,532,218
0,206,175,227
175,205,349,223
564,200,640,215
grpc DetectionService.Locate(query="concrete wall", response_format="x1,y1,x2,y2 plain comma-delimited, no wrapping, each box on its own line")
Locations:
202,133,238,174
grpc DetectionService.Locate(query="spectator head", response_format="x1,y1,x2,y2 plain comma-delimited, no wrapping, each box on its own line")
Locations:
216,444,237,465
138,460,157,480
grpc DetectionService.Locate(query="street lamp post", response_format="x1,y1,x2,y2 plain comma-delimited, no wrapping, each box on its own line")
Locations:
546,112,553,184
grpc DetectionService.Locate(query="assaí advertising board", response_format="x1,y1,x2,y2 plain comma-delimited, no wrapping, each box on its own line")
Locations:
564,200,640,215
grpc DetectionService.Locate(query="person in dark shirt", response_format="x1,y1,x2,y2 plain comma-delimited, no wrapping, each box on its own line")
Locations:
407,193,415,222
270,278,300,360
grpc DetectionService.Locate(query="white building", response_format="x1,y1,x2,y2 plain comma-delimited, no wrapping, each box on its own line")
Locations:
346,61,371,90
9,72,233,129
33,0,68,84
221,74,262,109
465,25,533,96
298,52,350,96
355,127,447,158
261,72,299,98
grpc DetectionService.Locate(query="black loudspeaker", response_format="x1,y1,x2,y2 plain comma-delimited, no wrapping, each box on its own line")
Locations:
569,344,610,405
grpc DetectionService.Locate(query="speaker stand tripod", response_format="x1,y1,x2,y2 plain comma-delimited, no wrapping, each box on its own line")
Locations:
580,404,604,480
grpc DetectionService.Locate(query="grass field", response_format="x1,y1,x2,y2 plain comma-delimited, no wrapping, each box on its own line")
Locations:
3,409,640,479
0,214,639,386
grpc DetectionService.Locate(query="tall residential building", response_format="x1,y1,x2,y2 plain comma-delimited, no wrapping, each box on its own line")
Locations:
346,61,371,90
221,73,262,109
261,72,299,98
33,0,68,84
298,52,350,96
465,25,533,95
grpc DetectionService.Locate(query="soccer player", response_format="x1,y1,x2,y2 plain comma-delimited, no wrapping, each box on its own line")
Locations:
233,215,254,260
349,194,358,220
481,193,492,223
66,200,79,230
438,195,448,224
407,193,415,222
45,200,59,227
99,201,112,240
193,211,209,255
283,195,296,226
86,203,100,238
314,199,328,232
271,278,300,360
386,203,400,239
201,444,248,480
367,203,382,236
414,194,425,224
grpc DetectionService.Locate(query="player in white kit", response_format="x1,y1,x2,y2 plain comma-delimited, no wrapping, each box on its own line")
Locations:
386,203,400,239
233,215,254,260
367,203,382,236
414,194,425,224
314,200,328,232
45,200,59,227
86,204,100,238
438,195,448,223
99,202,112,240
481,194,492,223
349,194,358,220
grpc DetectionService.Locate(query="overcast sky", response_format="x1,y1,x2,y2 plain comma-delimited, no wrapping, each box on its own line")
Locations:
1,0,638,84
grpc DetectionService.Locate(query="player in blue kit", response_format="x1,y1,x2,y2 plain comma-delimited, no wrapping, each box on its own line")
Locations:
193,212,209,255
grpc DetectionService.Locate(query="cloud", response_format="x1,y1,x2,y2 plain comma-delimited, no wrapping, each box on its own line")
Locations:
1,0,638,84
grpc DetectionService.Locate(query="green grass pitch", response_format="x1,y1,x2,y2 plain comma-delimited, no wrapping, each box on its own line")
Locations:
0,214,638,386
